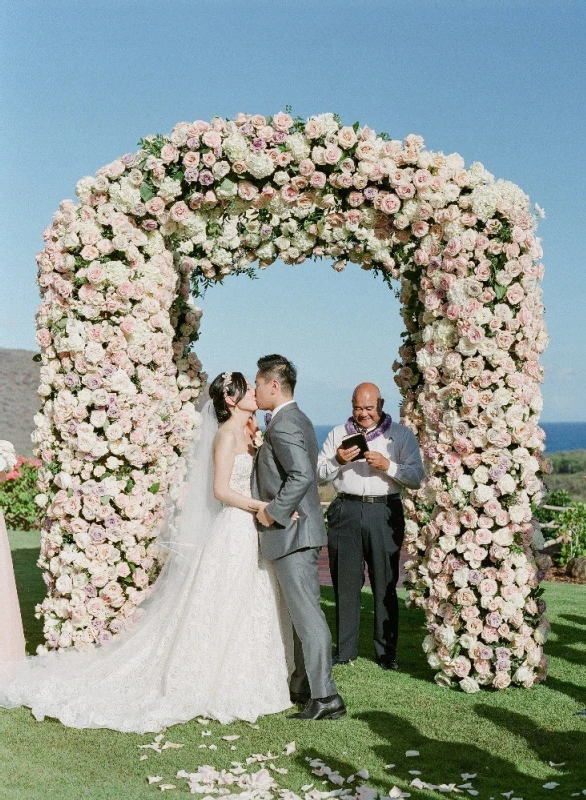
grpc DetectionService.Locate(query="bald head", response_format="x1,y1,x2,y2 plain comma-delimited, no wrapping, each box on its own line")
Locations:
352,383,384,429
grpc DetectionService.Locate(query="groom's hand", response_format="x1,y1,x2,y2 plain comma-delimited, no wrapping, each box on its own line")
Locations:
256,506,275,527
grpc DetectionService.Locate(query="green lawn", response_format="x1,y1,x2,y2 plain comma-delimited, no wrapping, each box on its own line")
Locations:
1,531,585,800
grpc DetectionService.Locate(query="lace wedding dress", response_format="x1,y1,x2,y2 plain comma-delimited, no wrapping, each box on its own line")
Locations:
0,448,293,732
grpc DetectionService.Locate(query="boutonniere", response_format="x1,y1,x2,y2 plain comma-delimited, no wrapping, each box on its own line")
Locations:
252,430,265,449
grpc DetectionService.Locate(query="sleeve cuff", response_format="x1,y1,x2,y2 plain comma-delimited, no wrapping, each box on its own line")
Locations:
386,459,399,479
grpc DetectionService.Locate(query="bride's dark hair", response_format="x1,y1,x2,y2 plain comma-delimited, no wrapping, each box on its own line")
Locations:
209,372,248,423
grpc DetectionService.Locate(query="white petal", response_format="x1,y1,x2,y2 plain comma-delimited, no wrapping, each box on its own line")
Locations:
405,751,420,757
408,771,421,775
148,777,163,784
384,764,396,770
285,742,297,755
543,783,560,790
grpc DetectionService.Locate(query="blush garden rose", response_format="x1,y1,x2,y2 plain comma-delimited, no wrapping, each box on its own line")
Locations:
33,111,549,690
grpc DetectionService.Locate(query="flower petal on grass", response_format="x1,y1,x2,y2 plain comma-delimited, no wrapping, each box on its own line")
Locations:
223,735,240,741
389,787,411,798
548,762,565,767
284,742,297,755
159,785,176,792
148,777,163,784
461,774,477,781
543,783,559,789
384,764,396,770
408,771,421,776
405,751,420,757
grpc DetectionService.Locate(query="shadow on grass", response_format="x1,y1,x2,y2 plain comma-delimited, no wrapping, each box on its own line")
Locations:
320,585,431,679
559,613,586,626
546,620,586,668
297,706,584,800
11,546,46,654
474,704,586,787
545,675,586,705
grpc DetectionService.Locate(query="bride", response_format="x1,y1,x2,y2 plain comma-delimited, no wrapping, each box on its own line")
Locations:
0,372,293,732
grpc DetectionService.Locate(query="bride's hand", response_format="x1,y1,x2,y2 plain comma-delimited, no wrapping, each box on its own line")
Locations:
291,511,300,521
248,499,268,512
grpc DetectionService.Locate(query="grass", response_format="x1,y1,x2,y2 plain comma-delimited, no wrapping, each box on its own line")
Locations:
1,531,585,800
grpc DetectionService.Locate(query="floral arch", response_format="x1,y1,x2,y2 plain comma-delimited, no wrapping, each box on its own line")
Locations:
33,111,550,691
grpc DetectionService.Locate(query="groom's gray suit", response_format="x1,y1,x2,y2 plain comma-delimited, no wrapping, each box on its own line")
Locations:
252,402,337,700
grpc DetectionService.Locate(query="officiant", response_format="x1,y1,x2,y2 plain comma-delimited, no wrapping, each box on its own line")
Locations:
318,383,425,671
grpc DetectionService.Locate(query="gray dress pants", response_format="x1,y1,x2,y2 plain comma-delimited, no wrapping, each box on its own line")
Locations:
327,496,405,662
272,547,337,699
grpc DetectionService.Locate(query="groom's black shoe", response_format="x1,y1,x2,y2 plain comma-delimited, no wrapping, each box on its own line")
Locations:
290,691,310,705
332,655,354,667
287,694,346,721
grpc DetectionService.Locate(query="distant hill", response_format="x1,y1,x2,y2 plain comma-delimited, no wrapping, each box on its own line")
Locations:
0,348,41,457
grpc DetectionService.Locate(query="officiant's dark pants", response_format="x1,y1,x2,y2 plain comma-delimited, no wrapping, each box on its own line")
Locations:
327,495,405,662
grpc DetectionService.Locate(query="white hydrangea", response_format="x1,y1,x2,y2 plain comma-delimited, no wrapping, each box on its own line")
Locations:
223,133,249,162
286,132,311,162
0,440,17,472
246,153,275,179
467,161,495,188
311,112,339,136
157,177,183,202
144,231,166,257
109,178,141,212
76,176,95,203
104,261,130,285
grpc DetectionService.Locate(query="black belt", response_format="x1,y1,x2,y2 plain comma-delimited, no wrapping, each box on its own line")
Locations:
337,492,401,504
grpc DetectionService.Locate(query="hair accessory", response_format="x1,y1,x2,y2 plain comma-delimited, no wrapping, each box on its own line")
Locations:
221,372,233,395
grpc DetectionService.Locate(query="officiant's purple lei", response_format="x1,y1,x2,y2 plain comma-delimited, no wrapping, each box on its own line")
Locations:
345,412,392,442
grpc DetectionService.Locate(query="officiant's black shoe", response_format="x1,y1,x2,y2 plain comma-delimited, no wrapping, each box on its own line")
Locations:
331,655,354,667
377,657,399,671
290,691,310,705
287,694,346,721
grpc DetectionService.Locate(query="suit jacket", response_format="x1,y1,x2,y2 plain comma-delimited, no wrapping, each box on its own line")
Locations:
252,402,327,561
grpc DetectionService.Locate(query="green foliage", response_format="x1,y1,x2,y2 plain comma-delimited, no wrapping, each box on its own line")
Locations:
558,502,586,566
534,489,574,525
0,457,41,531
549,449,586,474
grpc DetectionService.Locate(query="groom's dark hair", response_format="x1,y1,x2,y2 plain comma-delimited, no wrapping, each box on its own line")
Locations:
257,354,297,395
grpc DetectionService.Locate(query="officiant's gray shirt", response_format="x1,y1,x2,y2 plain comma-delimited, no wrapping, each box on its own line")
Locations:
317,421,425,495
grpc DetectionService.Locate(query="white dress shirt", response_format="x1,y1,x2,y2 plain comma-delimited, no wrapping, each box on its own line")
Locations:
269,399,295,422
317,419,425,496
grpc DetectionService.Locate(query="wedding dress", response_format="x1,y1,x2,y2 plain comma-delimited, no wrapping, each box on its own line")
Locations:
0,404,293,732
0,510,26,678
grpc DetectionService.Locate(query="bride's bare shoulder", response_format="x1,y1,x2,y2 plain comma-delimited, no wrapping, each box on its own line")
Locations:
213,426,237,452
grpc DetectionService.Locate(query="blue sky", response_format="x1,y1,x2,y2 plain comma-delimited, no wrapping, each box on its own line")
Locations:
1,0,584,424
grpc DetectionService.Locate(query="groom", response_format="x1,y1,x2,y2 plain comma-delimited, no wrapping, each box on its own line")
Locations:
253,354,346,721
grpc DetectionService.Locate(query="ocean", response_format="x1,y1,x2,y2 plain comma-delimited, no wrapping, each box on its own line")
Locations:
314,422,586,454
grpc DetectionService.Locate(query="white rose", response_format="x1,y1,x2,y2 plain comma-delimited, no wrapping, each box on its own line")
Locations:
458,474,475,493
460,677,481,694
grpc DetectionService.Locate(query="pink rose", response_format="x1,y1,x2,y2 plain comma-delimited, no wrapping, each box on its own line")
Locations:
506,283,525,304
202,130,222,149
170,201,189,222
310,172,326,189
324,146,342,165
378,192,401,215
272,111,294,131
146,197,166,216
479,578,498,596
